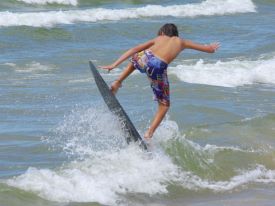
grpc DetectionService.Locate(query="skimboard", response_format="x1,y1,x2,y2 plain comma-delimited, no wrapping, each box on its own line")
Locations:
89,61,147,151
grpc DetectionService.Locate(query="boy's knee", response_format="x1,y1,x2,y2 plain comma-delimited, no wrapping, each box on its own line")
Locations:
159,102,170,111
164,102,170,109
158,99,170,108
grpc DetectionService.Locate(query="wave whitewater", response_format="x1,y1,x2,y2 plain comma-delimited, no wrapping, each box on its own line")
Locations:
0,0,256,27
4,107,275,205
169,55,275,87
5,153,275,205
16,0,77,6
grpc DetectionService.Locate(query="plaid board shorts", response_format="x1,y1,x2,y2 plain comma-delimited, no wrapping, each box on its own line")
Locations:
131,50,170,106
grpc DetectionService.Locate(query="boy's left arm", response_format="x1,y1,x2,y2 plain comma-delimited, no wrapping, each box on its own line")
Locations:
182,40,220,53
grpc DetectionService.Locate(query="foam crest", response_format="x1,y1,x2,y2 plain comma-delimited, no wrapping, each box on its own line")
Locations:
170,55,275,87
6,153,275,205
16,0,78,6
0,0,256,27
6,146,179,205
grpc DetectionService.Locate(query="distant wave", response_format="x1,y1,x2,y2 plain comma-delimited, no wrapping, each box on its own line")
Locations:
169,55,275,87
0,0,256,27
16,0,77,5
4,61,56,73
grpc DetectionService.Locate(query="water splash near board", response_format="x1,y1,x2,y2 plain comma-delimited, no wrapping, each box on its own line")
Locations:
89,61,147,151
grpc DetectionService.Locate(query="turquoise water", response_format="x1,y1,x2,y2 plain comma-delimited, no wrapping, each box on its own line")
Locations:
0,0,275,205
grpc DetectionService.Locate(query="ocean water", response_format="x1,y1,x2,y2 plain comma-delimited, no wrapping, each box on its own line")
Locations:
0,0,275,205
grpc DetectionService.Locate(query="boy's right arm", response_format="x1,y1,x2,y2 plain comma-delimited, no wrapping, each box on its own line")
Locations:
182,40,220,53
101,39,155,71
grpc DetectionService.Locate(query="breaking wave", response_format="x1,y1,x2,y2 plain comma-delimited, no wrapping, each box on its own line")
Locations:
0,0,256,27
5,106,275,205
169,55,275,87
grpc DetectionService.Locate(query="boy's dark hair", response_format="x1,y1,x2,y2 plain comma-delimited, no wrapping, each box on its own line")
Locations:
158,23,179,37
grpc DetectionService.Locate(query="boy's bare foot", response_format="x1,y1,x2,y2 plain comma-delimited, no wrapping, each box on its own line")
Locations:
144,130,153,140
144,130,153,151
110,80,121,94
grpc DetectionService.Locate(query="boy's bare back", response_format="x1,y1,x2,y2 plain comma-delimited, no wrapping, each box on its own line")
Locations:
149,36,183,64
149,35,219,64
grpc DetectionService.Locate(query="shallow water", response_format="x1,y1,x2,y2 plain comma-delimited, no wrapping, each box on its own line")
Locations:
0,0,275,205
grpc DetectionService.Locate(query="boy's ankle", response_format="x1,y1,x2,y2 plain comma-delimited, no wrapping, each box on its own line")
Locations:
114,79,122,87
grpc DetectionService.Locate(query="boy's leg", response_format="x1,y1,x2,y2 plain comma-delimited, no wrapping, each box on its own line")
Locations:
144,103,169,139
111,63,135,94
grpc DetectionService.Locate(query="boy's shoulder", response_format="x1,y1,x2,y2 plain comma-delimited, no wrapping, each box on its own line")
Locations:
181,39,194,48
155,35,183,42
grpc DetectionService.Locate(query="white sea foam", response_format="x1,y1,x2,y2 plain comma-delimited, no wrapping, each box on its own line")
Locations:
5,108,275,205
11,106,179,205
16,0,78,6
6,152,275,204
0,0,256,27
6,147,179,205
169,55,275,87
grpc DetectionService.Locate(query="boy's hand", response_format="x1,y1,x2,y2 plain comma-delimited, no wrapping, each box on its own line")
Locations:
209,42,220,52
100,64,116,72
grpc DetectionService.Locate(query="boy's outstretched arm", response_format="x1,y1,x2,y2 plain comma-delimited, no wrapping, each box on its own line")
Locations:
182,40,220,53
101,39,155,71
